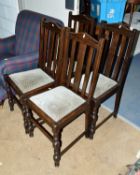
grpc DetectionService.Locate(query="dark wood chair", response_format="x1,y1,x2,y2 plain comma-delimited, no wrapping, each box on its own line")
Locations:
80,0,90,15
87,23,139,138
5,19,65,134
125,0,140,26
68,11,97,37
24,30,105,166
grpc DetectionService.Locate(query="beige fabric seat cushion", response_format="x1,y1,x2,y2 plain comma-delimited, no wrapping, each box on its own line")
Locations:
30,86,85,122
9,68,54,93
94,73,117,98
72,72,117,98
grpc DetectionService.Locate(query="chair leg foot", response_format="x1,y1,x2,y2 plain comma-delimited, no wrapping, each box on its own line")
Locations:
8,98,14,111
0,100,5,107
113,90,123,118
53,128,61,167
113,113,118,118
28,117,34,137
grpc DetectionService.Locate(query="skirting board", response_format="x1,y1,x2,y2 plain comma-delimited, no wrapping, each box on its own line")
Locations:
101,104,140,132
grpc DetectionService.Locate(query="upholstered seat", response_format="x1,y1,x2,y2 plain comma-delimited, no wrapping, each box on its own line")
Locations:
77,72,117,98
30,86,85,122
9,68,54,93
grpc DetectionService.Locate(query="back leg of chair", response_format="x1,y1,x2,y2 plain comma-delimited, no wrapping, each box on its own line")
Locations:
113,88,123,118
85,109,93,139
24,105,34,137
20,98,30,134
6,81,15,111
53,126,62,167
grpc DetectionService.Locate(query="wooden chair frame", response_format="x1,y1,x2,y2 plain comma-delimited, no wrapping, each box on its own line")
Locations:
88,23,139,138
5,19,65,134
25,30,105,166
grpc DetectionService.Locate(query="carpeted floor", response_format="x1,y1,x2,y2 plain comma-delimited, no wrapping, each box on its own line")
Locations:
0,100,140,175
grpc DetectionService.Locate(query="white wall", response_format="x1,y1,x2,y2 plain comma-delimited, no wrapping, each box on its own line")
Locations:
23,0,80,26
0,0,19,38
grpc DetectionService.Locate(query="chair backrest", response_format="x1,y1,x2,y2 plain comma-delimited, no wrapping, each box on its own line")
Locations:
80,0,90,15
15,10,63,55
68,11,97,37
98,23,139,85
62,30,105,99
38,19,65,84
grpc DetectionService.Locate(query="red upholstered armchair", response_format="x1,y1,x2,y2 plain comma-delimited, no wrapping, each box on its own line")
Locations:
0,10,63,105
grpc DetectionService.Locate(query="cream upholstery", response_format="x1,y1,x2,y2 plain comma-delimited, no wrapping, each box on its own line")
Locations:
72,72,117,98
30,86,85,122
9,68,54,93
94,74,117,98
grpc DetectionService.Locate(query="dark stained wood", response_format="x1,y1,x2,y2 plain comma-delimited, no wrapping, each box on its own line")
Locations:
80,0,91,15
68,11,97,37
88,23,139,138
26,30,105,166
5,19,65,133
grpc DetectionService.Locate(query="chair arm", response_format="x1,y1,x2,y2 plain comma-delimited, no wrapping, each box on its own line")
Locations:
1,51,39,75
0,35,16,55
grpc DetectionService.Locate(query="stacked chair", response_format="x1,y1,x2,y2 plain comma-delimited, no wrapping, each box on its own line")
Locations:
5,12,98,135
68,11,96,36
5,20,65,135
5,12,138,166
85,23,138,138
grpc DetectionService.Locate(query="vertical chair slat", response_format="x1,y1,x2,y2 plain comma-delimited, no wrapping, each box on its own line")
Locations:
88,39,105,98
104,32,120,76
47,30,55,71
112,36,127,80
52,33,59,76
43,27,49,71
73,42,86,92
81,47,94,96
67,39,77,86
38,18,45,69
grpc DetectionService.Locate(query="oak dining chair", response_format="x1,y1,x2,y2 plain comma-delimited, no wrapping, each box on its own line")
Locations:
86,23,139,138
24,30,105,166
5,19,65,134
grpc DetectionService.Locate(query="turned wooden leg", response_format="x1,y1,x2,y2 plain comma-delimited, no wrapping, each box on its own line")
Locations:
53,126,62,167
88,105,100,139
25,106,34,137
4,75,14,110
0,100,5,106
7,86,15,111
22,104,30,134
